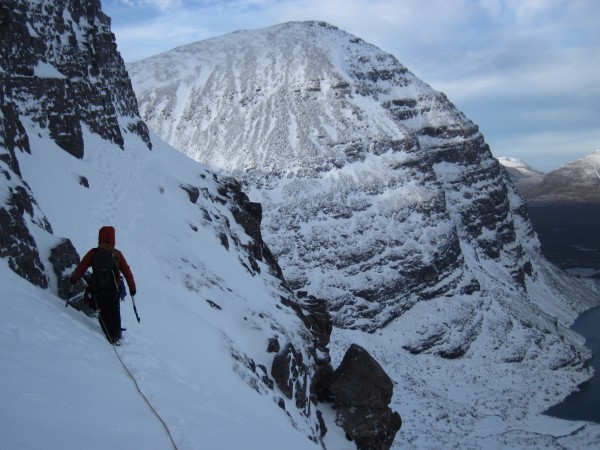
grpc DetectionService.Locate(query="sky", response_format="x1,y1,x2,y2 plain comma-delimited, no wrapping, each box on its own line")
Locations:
103,0,600,172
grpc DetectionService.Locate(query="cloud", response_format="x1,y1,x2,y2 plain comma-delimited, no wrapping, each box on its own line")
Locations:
116,0,184,10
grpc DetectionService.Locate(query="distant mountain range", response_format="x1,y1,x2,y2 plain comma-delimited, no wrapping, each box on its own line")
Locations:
498,152,600,277
499,151,600,203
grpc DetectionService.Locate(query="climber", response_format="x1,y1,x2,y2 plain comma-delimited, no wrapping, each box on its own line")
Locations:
70,226,136,345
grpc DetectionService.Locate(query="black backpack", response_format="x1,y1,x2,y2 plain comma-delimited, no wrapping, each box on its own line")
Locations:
90,247,120,296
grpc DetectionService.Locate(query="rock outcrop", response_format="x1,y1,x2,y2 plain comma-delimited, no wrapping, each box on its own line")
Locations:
48,238,82,300
329,344,402,450
0,99,49,288
0,0,151,158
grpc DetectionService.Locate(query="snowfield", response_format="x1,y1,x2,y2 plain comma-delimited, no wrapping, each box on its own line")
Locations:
1,125,349,449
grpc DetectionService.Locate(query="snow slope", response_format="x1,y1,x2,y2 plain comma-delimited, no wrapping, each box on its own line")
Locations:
1,124,347,449
0,262,322,450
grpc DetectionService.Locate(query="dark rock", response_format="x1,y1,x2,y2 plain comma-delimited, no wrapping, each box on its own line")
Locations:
232,349,276,393
0,99,29,177
271,343,307,408
277,397,285,410
329,344,393,408
0,0,152,159
206,299,222,310
257,364,274,389
279,293,335,402
0,159,53,288
0,73,50,288
328,344,402,450
221,178,284,279
218,232,229,250
48,238,81,300
316,410,327,438
0,203,47,288
336,405,402,450
78,176,89,188
180,184,200,203
127,120,153,150
267,337,280,353
302,296,333,348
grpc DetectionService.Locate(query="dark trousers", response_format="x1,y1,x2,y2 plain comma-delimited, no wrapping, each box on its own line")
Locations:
96,292,121,343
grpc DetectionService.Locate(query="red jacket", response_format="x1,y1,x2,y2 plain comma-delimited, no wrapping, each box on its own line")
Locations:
70,226,136,296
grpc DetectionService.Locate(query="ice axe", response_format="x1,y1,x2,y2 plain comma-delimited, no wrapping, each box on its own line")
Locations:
131,295,141,323
65,284,74,308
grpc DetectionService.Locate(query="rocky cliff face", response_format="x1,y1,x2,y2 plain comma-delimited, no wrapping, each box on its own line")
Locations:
0,0,152,291
128,22,573,348
0,0,151,157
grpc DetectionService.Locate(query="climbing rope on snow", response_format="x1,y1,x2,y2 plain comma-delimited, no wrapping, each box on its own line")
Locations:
99,314,179,450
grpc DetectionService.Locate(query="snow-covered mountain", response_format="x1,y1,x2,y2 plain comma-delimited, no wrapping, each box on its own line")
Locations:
128,21,600,447
525,150,600,203
499,152,600,278
129,21,526,332
497,156,545,197
498,152,600,203
2,3,405,449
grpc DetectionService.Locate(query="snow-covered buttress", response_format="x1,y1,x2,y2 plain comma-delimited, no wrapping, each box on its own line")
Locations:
128,21,600,447
128,20,596,333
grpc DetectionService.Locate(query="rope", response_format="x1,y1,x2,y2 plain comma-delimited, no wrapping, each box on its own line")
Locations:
99,313,179,450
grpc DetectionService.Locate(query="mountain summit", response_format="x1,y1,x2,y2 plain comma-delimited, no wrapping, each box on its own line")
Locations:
129,20,588,329
130,21,503,332
497,156,545,196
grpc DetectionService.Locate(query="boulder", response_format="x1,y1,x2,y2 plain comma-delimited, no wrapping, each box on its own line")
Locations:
329,344,402,450
48,238,82,300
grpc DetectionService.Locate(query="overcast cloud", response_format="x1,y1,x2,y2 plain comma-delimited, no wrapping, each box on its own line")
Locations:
104,0,600,172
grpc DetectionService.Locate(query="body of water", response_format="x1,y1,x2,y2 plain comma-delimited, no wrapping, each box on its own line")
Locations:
545,305,600,423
